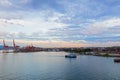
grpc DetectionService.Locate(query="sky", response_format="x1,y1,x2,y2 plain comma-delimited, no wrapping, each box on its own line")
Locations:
0,0,120,47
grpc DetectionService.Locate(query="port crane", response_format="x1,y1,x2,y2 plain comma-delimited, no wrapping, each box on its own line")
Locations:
13,39,19,52
3,40,9,53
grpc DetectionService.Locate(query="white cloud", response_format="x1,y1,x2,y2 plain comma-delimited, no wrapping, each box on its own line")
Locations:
82,17,120,35
0,19,25,26
0,0,120,47
0,9,69,34
0,0,12,7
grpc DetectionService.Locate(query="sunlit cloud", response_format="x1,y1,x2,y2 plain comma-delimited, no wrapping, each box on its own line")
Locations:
0,39,88,48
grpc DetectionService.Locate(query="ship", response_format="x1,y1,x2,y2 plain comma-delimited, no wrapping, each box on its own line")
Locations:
65,53,77,58
114,58,120,63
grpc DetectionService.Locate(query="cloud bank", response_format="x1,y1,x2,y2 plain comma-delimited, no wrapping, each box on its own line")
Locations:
0,0,120,47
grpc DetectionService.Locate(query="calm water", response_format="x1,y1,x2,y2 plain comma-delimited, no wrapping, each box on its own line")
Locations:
0,52,120,80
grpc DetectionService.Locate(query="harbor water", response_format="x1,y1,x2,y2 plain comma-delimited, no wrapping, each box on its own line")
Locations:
0,52,120,80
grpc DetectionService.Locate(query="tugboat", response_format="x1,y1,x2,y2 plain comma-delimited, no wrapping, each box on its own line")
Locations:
65,53,77,58
114,58,120,63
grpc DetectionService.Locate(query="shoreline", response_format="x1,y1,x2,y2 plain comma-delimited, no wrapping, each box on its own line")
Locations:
66,51,120,57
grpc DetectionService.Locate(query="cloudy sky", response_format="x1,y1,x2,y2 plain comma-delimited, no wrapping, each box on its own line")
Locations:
0,0,120,47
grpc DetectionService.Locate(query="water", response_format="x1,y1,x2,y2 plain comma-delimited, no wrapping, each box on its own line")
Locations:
0,52,120,80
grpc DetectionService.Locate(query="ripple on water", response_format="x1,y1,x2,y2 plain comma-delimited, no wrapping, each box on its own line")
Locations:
0,52,120,80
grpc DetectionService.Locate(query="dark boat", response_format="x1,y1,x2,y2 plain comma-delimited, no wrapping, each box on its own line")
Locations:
65,53,77,58
114,58,120,63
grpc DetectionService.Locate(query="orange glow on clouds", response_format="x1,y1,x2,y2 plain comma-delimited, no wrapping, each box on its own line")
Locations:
1,39,120,48
0,39,87,48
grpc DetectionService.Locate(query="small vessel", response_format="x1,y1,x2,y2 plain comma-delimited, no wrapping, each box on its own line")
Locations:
65,53,77,58
114,58,120,63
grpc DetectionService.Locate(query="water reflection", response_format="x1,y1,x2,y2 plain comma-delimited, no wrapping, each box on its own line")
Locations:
0,52,120,80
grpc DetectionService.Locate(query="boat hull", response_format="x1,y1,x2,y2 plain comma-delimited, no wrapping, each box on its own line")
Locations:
114,59,120,63
65,55,77,58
